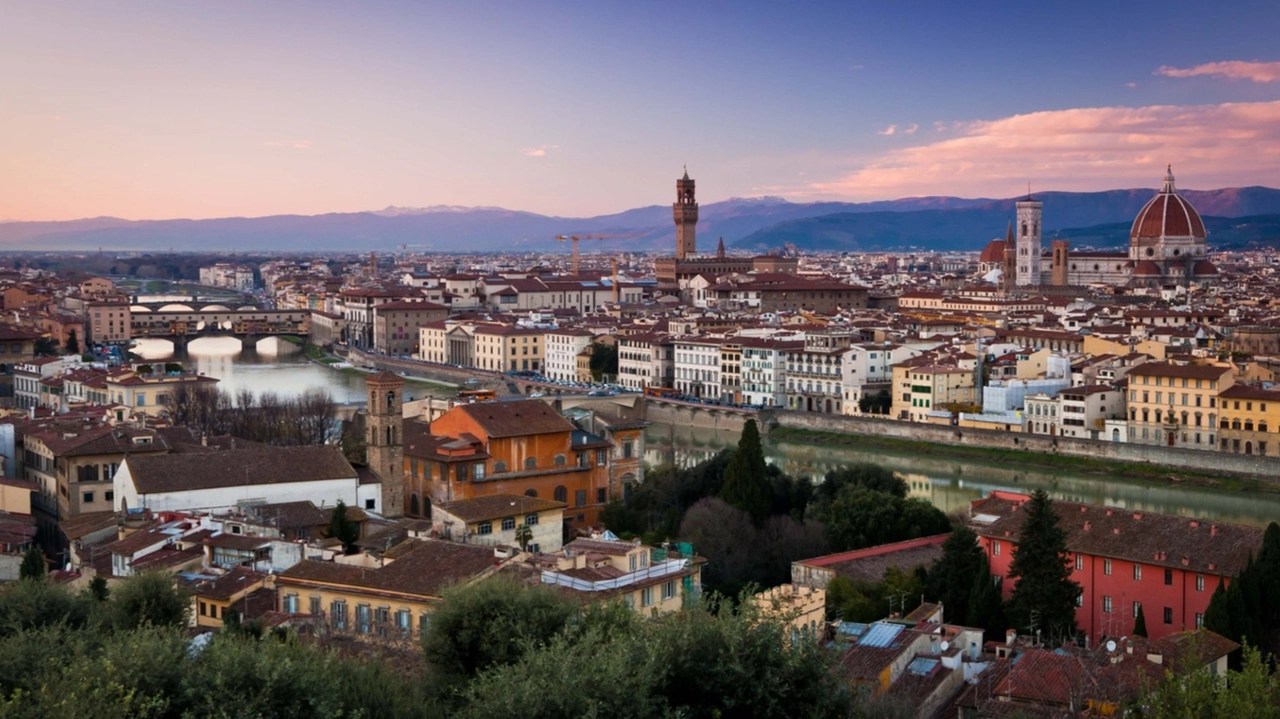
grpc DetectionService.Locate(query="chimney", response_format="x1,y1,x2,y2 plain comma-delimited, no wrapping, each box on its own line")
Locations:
1189,520,1199,528
1133,512,1142,520
1006,629,1016,646
1113,527,1120,535
1083,521,1091,531
1210,525,1218,536
969,641,980,660
1105,508,1113,516
1080,506,1088,513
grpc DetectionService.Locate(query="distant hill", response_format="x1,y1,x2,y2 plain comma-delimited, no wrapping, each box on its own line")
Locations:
5,186,1280,253
734,187,1280,252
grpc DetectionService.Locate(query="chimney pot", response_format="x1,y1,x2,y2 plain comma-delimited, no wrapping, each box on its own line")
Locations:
1182,556,1190,566
1133,512,1142,520
1106,508,1113,516
1006,629,1016,646
1084,521,1091,531
1113,528,1120,535
1210,525,1218,536
1080,506,1088,513
1189,520,1199,528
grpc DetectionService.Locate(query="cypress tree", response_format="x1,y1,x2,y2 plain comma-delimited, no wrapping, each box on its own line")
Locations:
19,545,45,581
1005,490,1081,644
928,526,985,624
1133,604,1148,638
965,553,1007,639
718,420,771,524
326,500,360,554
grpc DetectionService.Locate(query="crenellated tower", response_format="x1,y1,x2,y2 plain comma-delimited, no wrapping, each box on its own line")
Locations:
674,168,698,260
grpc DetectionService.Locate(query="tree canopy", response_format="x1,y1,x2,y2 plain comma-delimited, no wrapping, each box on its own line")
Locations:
1005,490,1081,644
718,419,772,524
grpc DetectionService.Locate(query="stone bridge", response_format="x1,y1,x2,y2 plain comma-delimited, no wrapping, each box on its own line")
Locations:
130,307,312,349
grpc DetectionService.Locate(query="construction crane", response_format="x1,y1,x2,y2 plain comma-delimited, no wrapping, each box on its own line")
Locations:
554,233,639,275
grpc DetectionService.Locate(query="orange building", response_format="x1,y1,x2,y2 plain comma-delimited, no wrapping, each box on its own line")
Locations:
403,400,623,531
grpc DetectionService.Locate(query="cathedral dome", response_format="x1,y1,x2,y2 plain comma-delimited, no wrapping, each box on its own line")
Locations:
1132,260,1162,276
1130,166,1206,244
979,238,1007,264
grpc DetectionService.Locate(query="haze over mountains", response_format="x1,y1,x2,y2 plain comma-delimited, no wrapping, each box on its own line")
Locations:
3,186,1279,254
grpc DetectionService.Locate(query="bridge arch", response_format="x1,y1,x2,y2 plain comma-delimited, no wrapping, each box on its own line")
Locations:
159,303,195,312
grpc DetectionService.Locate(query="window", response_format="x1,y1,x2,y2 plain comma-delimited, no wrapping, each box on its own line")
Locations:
623,441,634,459
1104,559,1112,575
365,498,375,510
1195,613,1204,629
597,488,606,504
501,517,515,531
1165,568,1173,586
992,541,1000,556
199,601,207,616
375,606,390,636
1133,601,1142,618
477,522,492,535
525,513,538,526
82,492,94,503
1133,565,1142,581
1075,555,1083,571
575,489,586,507
554,486,568,503
1196,575,1205,592
554,454,566,466
662,581,676,601
356,604,371,634
524,457,537,470
641,586,653,607
596,450,607,467
331,600,347,630
472,463,485,481
1102,596,1112,613
310,596,321,615
1163,607,1173,625
105,491,114,502
283,594,299,614
493,460,507,473
396,609,411,636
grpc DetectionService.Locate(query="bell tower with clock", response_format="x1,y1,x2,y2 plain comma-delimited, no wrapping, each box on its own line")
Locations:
673,167,698,260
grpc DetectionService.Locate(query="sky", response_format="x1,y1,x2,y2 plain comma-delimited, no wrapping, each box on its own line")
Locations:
3,0,1280,222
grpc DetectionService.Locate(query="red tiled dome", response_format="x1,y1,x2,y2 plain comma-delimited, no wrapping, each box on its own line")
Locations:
979,239,1007,264
1132,260,1162,276
1192,260,1219,276
1130,166,1206,242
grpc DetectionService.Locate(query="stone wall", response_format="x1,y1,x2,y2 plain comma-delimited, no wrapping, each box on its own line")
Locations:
763,410,1280,480
643,399,751,432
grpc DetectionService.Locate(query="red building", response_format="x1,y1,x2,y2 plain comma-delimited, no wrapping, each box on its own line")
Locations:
970,491,1262,643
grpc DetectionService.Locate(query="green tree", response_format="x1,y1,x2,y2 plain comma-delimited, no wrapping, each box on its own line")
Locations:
1135,643,1279,718
109,571,189,630
325,500,360,554
87,575,110,602
812,485,949,553
1132,603,1148,638
587,342,618,381
965,553,1007,637
718,420,772,524
1203,521,1280,665
422,576,577,683
1005,490,1081,644
18,546,44,581
65,329,80,355
33,337,57,356
927,526,984,624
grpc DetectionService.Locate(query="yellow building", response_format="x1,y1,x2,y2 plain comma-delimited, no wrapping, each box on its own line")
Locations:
192,568,270,629
1217,384,1280,456
752,584,826,644
472,325,544,373
891,363,976,423
538,537,703,616
1126,361,1231,450
87,299,132,344
275,538,501,640
105,367,220,417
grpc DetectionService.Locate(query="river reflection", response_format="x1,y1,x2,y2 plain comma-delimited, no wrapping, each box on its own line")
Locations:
130,337,452,404
645,423,1280,529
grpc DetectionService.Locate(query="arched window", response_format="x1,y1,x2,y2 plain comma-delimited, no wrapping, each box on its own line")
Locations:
386,426,393,445
386,390,395,412
554,454,566,466
525,489,538,498
409,494,420,517
554,486,568,503
524,457,537,470
493,460,507,473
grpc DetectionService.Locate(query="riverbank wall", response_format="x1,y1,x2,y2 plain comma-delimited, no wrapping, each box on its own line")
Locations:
763,410,1280,480
643,399,752,432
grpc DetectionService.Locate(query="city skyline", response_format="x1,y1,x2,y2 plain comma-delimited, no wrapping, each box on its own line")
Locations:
3,1,1280,222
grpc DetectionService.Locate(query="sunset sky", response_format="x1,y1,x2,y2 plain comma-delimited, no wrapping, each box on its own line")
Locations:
3,1,1279,221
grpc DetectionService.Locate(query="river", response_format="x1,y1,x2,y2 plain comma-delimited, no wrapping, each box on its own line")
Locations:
645,423,1280,529
129,336,455,404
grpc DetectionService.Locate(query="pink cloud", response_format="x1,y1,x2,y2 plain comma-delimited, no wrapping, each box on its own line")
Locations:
877,125,896,136
903,123,919,135
1155,60,1280,83
809,100,1280,200
523,144,560,158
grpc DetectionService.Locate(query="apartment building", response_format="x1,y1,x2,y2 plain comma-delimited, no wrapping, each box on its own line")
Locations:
673,337,723,400
472,325,543,373
740,338,801,408
617,333,673,391
1125,362,1230,450
785,332,855,414
372,300,448,357
544,328,596,382
891,363,977,423
1217,384,1280,456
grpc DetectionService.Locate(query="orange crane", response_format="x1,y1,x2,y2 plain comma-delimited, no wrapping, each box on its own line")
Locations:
554,233,639,275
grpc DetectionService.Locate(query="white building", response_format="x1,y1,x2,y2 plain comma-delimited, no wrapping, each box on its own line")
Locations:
673,337,724,399
618,334,673,391
741,338,801,408
115,446,377,515
841,342,935,416
1058,384,1125,440
431,494,566,554
544,328,596,382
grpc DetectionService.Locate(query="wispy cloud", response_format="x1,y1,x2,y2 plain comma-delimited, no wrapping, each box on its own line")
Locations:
1125,82,1137,88
809,100,1280,200
933,121,947,132
849,64,864,72
1156,60,1280,83
263,139,313,150
903,123,919,135
877,125,896,136
523,144,560,158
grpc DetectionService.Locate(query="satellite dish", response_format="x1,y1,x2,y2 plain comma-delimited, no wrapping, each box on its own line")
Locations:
1106,640,1117,652
940,641,950,652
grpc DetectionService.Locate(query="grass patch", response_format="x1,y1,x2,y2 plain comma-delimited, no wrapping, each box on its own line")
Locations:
767,426,1277,492
320,358,339,364
279,335,304,346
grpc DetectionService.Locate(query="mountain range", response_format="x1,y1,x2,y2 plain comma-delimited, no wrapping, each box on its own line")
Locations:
4,186,1280,254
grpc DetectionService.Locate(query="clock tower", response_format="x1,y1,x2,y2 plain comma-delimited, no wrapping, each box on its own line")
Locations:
673,168,698,260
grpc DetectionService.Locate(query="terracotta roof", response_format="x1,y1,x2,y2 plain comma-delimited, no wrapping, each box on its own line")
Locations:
1129,361,1232,380
124,446,356,495
1130,169,1206,241
456,400,573,438
435,494,565,523
277,538,496,599
798,534,948,585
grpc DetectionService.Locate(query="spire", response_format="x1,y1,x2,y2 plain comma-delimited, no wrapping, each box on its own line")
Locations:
1162,164,1176,194
682,164,689,181
1006,220,1014,243
716,237,725,258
